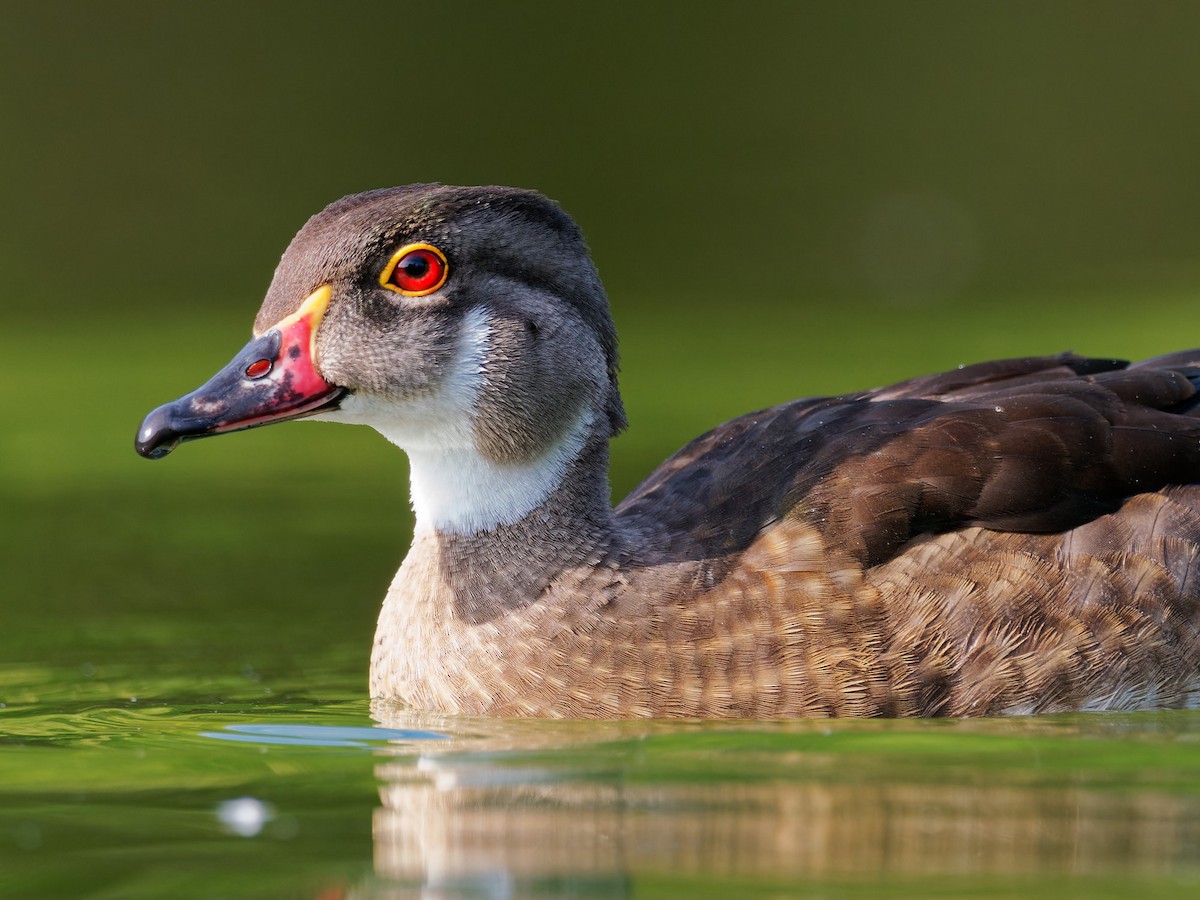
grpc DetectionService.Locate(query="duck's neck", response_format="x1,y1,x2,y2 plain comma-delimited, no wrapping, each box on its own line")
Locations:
401,420,621,622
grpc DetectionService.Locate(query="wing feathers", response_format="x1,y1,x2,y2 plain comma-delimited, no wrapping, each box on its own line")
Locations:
621,353,1200,570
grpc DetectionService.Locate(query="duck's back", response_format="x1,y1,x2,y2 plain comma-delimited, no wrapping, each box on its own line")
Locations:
609,352,1200,715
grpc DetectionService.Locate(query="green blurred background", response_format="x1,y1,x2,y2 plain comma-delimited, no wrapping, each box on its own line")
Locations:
3,1,1200,694
5,1,1200,315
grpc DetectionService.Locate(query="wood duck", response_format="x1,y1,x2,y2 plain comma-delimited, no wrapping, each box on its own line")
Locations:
136,185,1200,717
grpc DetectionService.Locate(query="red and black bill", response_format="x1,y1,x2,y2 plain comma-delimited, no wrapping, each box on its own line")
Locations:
136,287,345,459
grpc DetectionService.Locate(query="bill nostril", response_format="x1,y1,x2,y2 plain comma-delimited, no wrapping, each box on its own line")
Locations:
245,359,273,379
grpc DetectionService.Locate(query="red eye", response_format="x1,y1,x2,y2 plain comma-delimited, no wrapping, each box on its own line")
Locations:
381,243,449,296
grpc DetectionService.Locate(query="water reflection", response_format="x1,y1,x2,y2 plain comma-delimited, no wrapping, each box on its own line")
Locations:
367,708,1200,896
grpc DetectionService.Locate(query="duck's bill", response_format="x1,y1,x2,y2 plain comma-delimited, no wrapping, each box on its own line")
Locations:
135,286,346,460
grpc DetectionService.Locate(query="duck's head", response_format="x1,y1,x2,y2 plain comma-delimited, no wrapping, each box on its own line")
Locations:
136,186,627,490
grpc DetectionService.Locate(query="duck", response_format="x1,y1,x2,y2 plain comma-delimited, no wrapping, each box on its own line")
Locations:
136,184,1200,718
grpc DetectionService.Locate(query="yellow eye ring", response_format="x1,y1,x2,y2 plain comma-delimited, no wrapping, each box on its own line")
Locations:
379,243,450,297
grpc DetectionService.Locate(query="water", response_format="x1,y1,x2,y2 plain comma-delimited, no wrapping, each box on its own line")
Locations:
5,694,1200,898
6,308,1200,897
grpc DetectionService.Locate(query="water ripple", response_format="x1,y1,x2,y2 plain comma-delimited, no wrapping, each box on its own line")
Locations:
202,723,448,748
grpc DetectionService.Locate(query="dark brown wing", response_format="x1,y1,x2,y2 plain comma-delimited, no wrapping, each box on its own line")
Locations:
618,352,1200,567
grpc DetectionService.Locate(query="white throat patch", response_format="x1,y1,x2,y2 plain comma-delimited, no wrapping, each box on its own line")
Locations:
315,305,592,535
404,411,593,535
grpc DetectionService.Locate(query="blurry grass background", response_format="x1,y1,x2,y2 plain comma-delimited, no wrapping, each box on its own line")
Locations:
2,1,1200,692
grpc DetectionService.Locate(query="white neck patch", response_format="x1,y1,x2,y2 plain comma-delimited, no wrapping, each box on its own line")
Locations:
314,305,592,535
404,410,593,534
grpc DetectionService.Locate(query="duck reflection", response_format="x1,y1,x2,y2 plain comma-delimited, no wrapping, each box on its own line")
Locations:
365,707,1200,896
